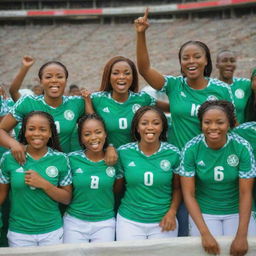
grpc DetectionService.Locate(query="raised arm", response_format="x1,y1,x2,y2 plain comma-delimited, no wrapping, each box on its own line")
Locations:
81,89,95,114
135,8,165,90
9,56,35,102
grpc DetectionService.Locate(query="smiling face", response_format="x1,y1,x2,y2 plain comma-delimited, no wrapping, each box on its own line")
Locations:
81,119,107,153
40,63,67,100
202,108,230,149
110,61,133,96
137,110,163,145
216,51,236,83
180,44,208,80
25,115,52,152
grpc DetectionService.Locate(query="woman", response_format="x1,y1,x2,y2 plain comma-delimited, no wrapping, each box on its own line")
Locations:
0,111,72,247
90,56,169,148
180,100,256,255
116,106,181,241
216,50,254,124
64,114,122,243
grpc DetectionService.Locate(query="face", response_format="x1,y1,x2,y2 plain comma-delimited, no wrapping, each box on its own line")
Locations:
40,64,67,99
110,61,133,95
137,110,163,144
216,52,236,80
202,108,230,148
81,119,107,153
32,86,43,96
69,87,81,96
25,115,52,151
180,44,208,80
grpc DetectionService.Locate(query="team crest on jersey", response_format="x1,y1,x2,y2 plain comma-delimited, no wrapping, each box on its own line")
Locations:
106,167,115,177
46,166,59,178
227,154,239,167
160,160,171,171
207,95,218,101
132,104,141,113
64,110,74,120
235,89,244,99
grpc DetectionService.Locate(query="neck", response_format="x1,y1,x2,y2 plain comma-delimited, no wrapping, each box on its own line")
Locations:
139,140,160,156
85,150,105,162
187,77,208,89
219,76,233,85
206,138,227,150
26,146,48,160
44,95,63,108
112,91,129,103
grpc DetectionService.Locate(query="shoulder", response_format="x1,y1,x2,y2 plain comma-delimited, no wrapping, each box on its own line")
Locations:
183,134,204,153
209,78,230,89
160,142,180,155
233,77,251,84
234,121,256,131
63,95,84,103
91,91,109,98
118,142,137,152
228,132,252,150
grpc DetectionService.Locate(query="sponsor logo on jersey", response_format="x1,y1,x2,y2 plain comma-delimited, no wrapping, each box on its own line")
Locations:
180,91,186,97
106,167,115,177
207,95,218,101
75,168,83,174
132,104,141,113
64,110,75,120
15,167,24,173
103,107,110,113
197,160,205,167
46,166,59,178
227,154,239,167
160,160,171,171
235,89,244,99
128,161,136,167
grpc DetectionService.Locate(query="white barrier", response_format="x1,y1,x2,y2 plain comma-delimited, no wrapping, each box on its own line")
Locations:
1,237,256,256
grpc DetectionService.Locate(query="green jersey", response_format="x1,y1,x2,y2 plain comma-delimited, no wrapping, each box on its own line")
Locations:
67,151,121,221
0,148,72,234
91,91,155,148
118,142,180,223
180,133,255,215
230,77,252,124
11,95,85,153
160,76,233,149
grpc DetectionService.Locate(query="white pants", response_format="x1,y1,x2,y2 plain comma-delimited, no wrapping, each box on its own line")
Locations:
116,213,178,241
63,214,115,243
189,213,256,236
7,227,63,247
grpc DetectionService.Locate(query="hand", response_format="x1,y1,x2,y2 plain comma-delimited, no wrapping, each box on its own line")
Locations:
159,210,176,231
25,170,48,189
230,235,248,256
22,56,35,68
201,233,220,255
10,141,26,165
134,8,149,33
81,88,91,100
104,145,118,166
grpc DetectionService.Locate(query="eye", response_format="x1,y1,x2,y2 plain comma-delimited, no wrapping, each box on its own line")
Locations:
125,72,131,76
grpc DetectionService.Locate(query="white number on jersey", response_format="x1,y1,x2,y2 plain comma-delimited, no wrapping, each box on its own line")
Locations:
119,118,128,129
191,104,201,117
214,166,224,181
144,171,153,186
54,121,60,134
90,176,99,189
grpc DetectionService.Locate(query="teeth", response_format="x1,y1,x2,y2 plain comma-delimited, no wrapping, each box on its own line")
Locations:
146,133,154,139
188,67,196,70
91,142,100,149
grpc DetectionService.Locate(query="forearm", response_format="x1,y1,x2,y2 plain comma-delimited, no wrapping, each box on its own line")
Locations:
0,129,19,149
168,186,182,215
85,97,95,114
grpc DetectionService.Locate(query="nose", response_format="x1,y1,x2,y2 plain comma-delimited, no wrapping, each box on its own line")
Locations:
209,122,217,130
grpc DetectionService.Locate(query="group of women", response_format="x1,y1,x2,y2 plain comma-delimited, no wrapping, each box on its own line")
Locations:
0,8,255,256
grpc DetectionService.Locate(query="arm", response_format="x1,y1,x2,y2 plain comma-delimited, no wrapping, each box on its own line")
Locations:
0,184,9,205
104,146,118,166
25,170,72,205
135,8,165,90
156,100,170,113
159,174,181,231
230,178,254,256
81,89,95,114
114,178,125,195
9,56,35,102
181,176,220,255
0,114,26,164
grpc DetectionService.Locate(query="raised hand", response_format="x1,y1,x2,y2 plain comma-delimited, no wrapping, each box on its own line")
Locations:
22,56,35,68
134,8,149,33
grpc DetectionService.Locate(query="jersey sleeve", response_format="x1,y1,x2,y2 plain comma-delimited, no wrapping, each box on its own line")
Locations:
0,153,10,184
172,150,181,174
115,150,125,179
141,91,156,106
10,96,31,121
73,96,85,117
160,75,181,96
179,146,196,177
58,155,72,186
0,96,10,117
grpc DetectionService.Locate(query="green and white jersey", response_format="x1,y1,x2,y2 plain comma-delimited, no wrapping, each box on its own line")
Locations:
91,91,155,148
0,148,72,234
180,132,255,215
160,76,233,149
230,77,252,124
67,151,121,221
118,142,180,223
10,95,85,153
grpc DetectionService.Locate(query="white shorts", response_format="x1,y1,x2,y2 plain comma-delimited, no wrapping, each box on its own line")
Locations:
116,213,178,241
7,227,63,247
63,213,115,243
189,212,256,236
